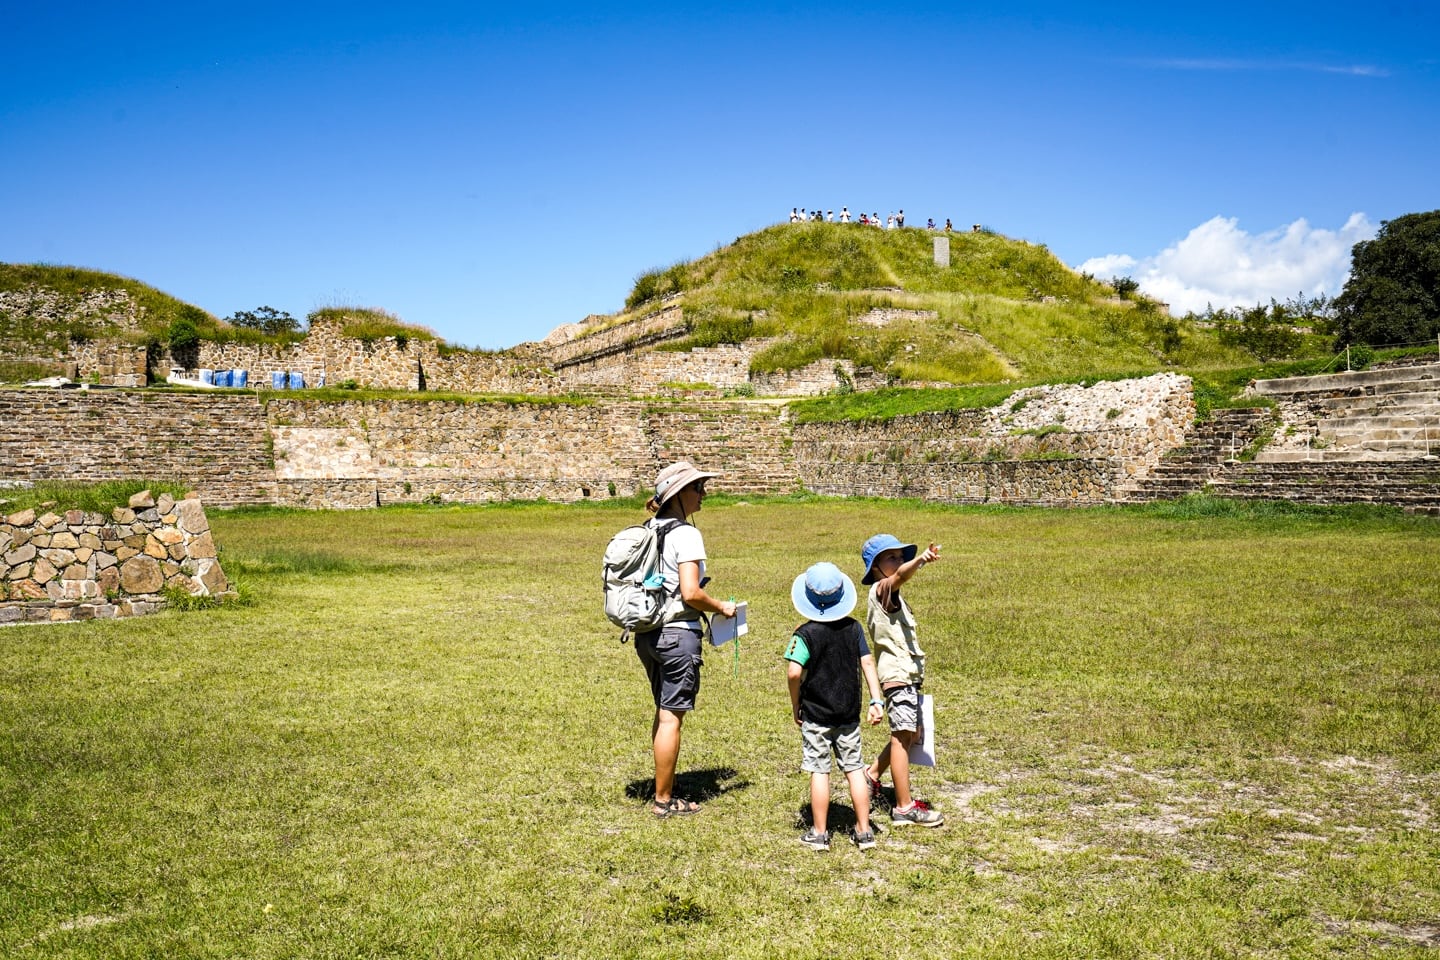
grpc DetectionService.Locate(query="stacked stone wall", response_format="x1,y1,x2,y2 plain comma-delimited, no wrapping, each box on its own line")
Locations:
0,288,150,384
855,308,939,327
1,373,1195,510
0,391,276,505
194,318,424,390
800,459,1118,505
548,304,686,367
752,358,888,396
265,398,801,505
0,491,229,624
268,398,659,506
421,348,558,395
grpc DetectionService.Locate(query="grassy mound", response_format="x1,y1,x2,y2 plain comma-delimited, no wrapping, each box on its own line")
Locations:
603,223,1251,384
0,263,219,349
308,307,439,345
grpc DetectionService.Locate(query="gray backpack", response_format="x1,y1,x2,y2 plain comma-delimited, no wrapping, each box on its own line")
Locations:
602,519,684,642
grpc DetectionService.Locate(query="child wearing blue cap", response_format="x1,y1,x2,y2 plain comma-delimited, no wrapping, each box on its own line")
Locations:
784,562,886,851
859,534,945,827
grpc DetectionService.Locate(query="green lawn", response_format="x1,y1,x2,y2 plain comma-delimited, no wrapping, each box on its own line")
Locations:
2,499,1438,958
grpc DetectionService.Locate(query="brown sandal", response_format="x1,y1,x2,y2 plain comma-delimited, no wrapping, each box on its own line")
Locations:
651,797,702,818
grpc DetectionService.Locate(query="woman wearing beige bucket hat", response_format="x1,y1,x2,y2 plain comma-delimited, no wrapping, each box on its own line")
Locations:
634,461,737,818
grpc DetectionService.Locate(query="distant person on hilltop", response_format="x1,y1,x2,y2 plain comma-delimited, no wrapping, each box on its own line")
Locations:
872,213,881,227
826,210,834,222
926,218,936,230
790,208,799,223
897,210,905,228
840,207,850,223
945,219,953,231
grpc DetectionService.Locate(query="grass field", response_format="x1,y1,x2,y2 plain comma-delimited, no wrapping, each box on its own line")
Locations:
2,498,1438,958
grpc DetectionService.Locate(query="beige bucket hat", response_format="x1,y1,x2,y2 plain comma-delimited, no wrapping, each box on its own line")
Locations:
653,460,719,507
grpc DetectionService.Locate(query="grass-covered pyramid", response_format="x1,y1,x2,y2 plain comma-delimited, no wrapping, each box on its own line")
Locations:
587,223,1250,385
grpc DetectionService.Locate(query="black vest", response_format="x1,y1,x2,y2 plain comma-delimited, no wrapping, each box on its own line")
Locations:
795,617,865,726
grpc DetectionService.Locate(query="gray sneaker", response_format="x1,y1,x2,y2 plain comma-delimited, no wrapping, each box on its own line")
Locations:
852,829,877,850
798,829,831,851
891,803,944,827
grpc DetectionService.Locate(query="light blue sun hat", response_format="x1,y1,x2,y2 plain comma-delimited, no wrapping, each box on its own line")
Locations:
860,534,918,584
791,561,858,622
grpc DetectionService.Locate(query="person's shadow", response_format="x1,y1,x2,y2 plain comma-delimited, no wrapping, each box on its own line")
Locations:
626,766,750,804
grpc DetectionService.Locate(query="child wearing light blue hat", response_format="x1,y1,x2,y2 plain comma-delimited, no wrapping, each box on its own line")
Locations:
784,562,886,851
859,533,945,828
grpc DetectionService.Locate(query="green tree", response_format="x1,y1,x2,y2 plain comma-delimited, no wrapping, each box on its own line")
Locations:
1214,301,1301,361
1334,210,1440,347
167,316,199,353
225,305,300,336
1112,276,1140,299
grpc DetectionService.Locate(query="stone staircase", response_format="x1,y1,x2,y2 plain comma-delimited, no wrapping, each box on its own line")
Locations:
1119,408,1275,502
1123,364,1440,513
1249,363,1440,462
1209,460,1440,513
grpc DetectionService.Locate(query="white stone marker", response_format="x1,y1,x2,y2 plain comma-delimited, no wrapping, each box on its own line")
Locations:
933,236,950,267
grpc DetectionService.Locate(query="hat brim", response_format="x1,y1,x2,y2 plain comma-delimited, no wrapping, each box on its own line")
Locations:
655,467,719,506
861,539,918,584
791,571,858,622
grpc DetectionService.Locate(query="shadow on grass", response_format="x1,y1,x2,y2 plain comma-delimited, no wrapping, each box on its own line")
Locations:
794,800,871,834
625,766,751,805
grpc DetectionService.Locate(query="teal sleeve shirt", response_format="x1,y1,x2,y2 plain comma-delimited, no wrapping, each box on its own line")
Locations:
782,634,810,666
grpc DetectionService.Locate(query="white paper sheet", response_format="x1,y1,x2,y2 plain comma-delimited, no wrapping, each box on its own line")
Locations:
709,601,748,646
907,694,936,767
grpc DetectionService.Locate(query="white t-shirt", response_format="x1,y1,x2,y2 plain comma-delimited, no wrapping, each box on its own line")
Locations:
650,520,707,619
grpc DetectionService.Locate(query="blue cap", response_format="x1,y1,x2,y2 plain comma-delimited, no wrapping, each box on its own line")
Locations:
860,534,917,584
791,562,858,622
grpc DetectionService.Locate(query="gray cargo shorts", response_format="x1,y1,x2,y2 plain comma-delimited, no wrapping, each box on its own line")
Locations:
800,720,864,773
883,684,920,733
635,620,704,712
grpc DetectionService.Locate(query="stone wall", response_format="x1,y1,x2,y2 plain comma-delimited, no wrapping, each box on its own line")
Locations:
267,398,800,506
855,308,939,327
800,458,1119,505
195,317,422,390
74,340,148,386
0,288,150,385
548,304,687,367
0,286,145,334
0,490,229,623
752,357,889,396
0,391,277,506
0,372,1196,510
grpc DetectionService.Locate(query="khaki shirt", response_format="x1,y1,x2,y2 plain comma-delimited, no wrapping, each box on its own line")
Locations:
866,583,925,686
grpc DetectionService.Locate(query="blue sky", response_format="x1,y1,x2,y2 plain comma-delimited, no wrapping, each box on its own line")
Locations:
3,2,1437,348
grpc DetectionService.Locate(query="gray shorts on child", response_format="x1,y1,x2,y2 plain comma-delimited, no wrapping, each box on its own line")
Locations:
884,684,920,733
800,720,864,774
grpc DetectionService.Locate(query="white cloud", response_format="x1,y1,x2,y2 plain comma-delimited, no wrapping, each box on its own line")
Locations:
1131,58,1390,78
1077,213,1376,315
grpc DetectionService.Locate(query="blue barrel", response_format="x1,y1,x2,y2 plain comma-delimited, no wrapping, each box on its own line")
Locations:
199,368,214,385
215,370,232,387
271,371,286,389
233,369,248,388
289,371,305,390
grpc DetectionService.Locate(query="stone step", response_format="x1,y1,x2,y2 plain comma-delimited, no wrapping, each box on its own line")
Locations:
1249,363,1440,397
1319,390,1440,414
1318,415,1440,432
1324,437,1438,453
1231,461,1440,474
1221,477,1440,491
1257,448,1440,463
